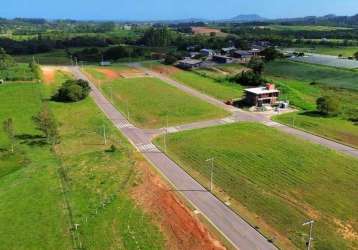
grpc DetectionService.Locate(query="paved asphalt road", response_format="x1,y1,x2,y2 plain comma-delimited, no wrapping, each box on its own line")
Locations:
136,65,358,159
70,66,277,250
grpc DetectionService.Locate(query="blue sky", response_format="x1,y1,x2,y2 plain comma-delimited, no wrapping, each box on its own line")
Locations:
1,0,357,20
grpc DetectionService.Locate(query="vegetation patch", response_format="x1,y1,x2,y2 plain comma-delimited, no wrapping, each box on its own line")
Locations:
154,122,358,250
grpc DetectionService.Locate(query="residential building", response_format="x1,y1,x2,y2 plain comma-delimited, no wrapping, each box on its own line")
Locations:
177,58,203,69
200,49,215,58
244,83,280,107
213,55,233,64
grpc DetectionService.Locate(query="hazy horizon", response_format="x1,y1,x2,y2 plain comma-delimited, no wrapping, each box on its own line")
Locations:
0,0,357,21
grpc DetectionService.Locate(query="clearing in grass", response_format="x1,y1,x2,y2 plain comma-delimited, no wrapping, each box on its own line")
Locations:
97,77,229,129
154,123,358,250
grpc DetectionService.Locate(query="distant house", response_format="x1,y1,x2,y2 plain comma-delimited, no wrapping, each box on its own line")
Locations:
100,61,111,66
190,52,201,59
244,84,280,107
232,50,253,61
177,58,203,69
213,55,233,64
221,47,236,55
200,49,215,58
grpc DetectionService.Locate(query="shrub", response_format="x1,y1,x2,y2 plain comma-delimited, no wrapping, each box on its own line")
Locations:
316,96,340,116
164,54,178,65
52,79,90,102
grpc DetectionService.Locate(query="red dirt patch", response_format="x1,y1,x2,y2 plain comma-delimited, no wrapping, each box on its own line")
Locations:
133,161,226,250
96,68,122,80
150,65,181,75
42,67,55,84
191,27,227,37
118,68,146,78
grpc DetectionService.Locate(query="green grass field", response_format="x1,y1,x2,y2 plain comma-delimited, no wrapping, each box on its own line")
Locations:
98,76,229,128
171,70,244,101
154,123,358,250
265,59,358,91
273,112,358,148
0,74,165,248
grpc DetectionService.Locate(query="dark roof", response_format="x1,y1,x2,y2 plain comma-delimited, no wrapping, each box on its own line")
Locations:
234,50,252,56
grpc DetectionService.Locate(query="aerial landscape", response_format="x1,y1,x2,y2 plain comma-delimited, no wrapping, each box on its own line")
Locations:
0,0,358,249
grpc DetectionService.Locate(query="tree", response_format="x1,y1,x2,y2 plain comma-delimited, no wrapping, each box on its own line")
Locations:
52,79,90,102
0,47,15,69
260,47,282,62
316,96,340,116
32,104,59,145
3,118,15,152
354,51,358,60
232,71,266,87
164,54,178,65
248,57,265,75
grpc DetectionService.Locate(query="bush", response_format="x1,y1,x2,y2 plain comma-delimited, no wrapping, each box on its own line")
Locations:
164,54,178,65
52,79,90,102
231,71,266,87
316,96,340,116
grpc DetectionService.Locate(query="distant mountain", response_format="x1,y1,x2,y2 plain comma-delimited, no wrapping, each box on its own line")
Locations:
230,14,268,22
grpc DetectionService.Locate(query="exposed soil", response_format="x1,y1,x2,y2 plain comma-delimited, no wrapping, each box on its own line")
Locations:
150,65,181,76
118,68,147,78
334,219,358,242
191,27,227,37
96,68,122,80
42,67,55,84
132,160,226,250
41,66,72,84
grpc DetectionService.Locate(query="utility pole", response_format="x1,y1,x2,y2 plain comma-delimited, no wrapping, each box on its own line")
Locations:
206,158,214,192
163,114,168,153
303,220,314,250
103,124,107,145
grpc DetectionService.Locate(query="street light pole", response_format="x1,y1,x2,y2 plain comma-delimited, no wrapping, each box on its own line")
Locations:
303,220,314,250
206,158,214,192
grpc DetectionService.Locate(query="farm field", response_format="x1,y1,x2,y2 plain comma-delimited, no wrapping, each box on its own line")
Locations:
144,62,244,101
84,64,146,81
267,25,353,31
265,59,358,90
294,46,358,57
14,49,72,65
93,76,229,128
154,123,358,250
290,54,358,69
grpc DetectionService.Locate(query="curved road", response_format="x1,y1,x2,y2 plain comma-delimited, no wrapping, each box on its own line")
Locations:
70,66,277,250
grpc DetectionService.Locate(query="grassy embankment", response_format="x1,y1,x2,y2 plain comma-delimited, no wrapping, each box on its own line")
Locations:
265,60,358,147
154,123,358,250
295,46,358,57
0,72,165,249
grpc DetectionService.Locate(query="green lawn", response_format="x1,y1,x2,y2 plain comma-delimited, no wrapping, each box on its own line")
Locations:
0,74,165,248
98,77,229,128
265,59,358,91
171,70,244,101
154,123,358,250
273,112,358,148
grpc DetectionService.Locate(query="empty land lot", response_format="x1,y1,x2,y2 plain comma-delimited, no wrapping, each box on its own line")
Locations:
84,70,229,128
144,63,244,101
154,123,358,250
